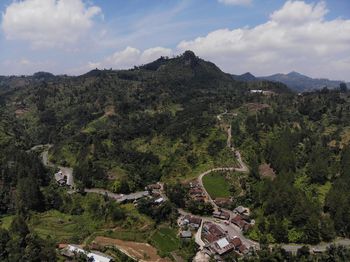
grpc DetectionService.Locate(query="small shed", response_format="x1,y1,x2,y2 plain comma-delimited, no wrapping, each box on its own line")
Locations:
180,230,192,238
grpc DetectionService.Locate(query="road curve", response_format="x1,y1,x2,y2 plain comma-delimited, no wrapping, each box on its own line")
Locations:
197,112,249,211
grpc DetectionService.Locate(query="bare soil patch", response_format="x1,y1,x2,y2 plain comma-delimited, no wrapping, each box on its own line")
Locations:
15,108,29,117
244,103,270,112
93,236,171,262
259,163,276,180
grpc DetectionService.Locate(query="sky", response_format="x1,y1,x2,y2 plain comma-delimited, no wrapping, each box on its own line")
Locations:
0,0,349,80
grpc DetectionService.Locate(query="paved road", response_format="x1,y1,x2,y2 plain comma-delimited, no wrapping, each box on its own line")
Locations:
85,188,150,203
30,144,75,188
40,145,75,188
279,238,350,254
84,188,123,200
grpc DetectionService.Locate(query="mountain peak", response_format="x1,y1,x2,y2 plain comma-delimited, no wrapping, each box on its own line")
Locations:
32,71,55,79
232,72,256,81
287,71,306,78
181,50,198,67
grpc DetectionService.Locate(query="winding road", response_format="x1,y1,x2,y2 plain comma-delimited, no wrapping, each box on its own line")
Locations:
198,112,248,212
189,111,260,259
30,144,75,188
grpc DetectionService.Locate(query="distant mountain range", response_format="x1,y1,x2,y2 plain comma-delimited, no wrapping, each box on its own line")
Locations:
232,71,349,92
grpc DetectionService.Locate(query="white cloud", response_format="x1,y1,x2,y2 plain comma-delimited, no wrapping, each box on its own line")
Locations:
177,0,350,80
218,0,252,6
88,46,173,70
1,0,101,48
1,58,56,75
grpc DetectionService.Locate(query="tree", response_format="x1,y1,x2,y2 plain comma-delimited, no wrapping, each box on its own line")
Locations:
320,215,336,241
0,228,10,259
303,215,320,244
296,246,310,259
9,215,29,239
16,177,44,212
165,183,188,208
340,83,348,93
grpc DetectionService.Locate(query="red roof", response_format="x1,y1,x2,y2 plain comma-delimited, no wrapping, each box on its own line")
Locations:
58,244,68,249
231,237,242,247
239,244,248,253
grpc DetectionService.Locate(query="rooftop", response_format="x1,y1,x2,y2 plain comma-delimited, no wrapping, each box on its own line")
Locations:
217,238,229,249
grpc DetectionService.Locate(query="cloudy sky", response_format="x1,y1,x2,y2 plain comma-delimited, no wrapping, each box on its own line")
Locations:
0,0,349,80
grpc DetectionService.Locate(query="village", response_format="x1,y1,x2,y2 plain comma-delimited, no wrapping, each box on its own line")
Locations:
53,169,258,262
178,180,258,261
49,115,259,261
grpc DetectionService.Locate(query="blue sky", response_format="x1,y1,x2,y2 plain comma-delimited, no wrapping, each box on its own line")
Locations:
1,0,350,80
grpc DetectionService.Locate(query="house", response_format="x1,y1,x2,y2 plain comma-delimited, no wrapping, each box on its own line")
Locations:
154,197,164,204
234,206,248,215
238,244,248,254
213,210,230,220
146,183,161,191
62,245,113,262
54,171,66,186
250,90,274,95
231,237,242,248
89,251,114,262
180,230,192,239
189,181,201,188
209,237,235,255
231,215,252,232
183,215,202,229
202,222,226,243
189,188,204,196
250,89,264,93
230,237,248,254
117,191,149,203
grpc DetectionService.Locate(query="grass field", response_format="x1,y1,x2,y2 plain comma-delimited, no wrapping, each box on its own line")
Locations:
29,210,101,243
0,215,14,230
150,226,180,256
203,172,231,199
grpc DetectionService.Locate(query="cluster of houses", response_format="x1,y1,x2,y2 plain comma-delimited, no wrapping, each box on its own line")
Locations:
188,181,206,202
250,89,275,95
145,183,165,205
177,205,255,260
60,244,113,262
202,222,248,258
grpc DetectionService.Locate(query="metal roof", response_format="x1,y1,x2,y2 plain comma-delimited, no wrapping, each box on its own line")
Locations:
217,238,229,249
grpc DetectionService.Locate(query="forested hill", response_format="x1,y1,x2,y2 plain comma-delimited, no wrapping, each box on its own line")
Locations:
0,51,286,189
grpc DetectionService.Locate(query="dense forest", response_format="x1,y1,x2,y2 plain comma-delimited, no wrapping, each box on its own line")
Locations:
0,51,350,261
231,87,350,245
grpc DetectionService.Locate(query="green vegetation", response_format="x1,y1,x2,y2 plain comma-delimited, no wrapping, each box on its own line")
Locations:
29,210,101,243
1,51,350,261
203,172,231,198
0,215,14,230
150,226,180,256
